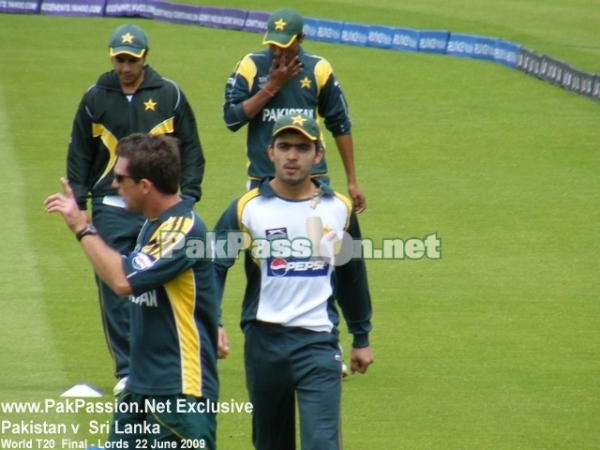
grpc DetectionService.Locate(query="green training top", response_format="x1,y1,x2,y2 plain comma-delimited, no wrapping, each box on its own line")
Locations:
223,47,352,181
67,65,205,209
122,201,219,399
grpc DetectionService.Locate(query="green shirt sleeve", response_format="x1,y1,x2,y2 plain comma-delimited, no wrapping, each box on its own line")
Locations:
173,90,205,202
335,211,373,347
66,91,96,210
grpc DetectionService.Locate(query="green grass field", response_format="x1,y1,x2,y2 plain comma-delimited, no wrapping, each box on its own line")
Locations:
0,1,599,449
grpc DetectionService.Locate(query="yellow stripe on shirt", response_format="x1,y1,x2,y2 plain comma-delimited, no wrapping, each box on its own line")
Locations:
149,118,175,136
165,269,202,397
92,124,119,186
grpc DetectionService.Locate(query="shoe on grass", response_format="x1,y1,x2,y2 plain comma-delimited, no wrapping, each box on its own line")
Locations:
113,376,128,396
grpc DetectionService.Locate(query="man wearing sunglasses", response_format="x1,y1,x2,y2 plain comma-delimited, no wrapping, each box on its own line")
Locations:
47,133,218,448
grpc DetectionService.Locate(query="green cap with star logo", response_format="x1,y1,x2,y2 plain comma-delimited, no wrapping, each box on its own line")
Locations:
109,24,149,58
262,8,304,48
272,113,321,142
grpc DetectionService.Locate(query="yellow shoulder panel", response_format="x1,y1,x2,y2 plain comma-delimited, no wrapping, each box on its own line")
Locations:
236,188,260,231
236,54,258,91
144,215,194,260
314,58,334,97
333,192,353,230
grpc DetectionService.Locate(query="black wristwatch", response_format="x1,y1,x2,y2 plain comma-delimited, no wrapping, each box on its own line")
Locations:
76,224,98,241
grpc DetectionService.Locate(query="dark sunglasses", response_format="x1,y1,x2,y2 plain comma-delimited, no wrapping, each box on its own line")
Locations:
114,174,138,184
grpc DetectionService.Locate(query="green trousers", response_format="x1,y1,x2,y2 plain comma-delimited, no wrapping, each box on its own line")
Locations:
91,200,145,378
244,321,343,450
108,391,216,449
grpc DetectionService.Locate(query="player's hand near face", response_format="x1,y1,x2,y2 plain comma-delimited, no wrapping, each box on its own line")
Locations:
44,178,89,234
241,54,303,120
266,55,303,92
350,346,374,374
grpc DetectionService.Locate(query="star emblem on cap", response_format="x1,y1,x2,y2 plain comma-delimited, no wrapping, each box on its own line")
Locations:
274,18,287,30
121,32,134,44
300,77,312,89
144,99,157,111
291,115,307,126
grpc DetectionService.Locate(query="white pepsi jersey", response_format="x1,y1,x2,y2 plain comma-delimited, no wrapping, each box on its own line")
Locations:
239,190,351,332
214,178,372,347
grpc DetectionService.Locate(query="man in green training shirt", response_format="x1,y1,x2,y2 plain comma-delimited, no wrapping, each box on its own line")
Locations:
47,133,218,448
223,8,366,214
66,23,205,395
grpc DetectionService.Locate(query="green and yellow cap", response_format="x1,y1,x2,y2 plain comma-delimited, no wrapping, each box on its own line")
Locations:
262,8,304,48
109,24,148,58
272,114,321,142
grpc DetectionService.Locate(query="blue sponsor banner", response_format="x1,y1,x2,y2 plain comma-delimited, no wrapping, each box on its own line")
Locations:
151,0,172,22
473,36,497,61
579,72,595,98
566,68,583,93
544,55,568,86
157,1,200,25
560,64,579,91
392,27,419,52
242,10,269,34
221,8,247,31
340,22,368,47
172,2,201,25
104,0,154,18
493,40,520,68
367,25,394,49
315,19,343,44
515,47,536,73
538,55,551,81
40,0,105,16
199,6,224,28
446,33,476,58
418,30,449,54
527,53,542,77
539,55,560,84
553,61,567,86
303,17,319,40
592,75,600,102
560,65,576,90
0,0,40,13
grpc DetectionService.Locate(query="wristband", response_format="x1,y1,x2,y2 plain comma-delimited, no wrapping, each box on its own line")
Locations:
262,87,275,97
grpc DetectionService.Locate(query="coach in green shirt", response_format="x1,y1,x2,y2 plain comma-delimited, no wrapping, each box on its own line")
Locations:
46,133,218,448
